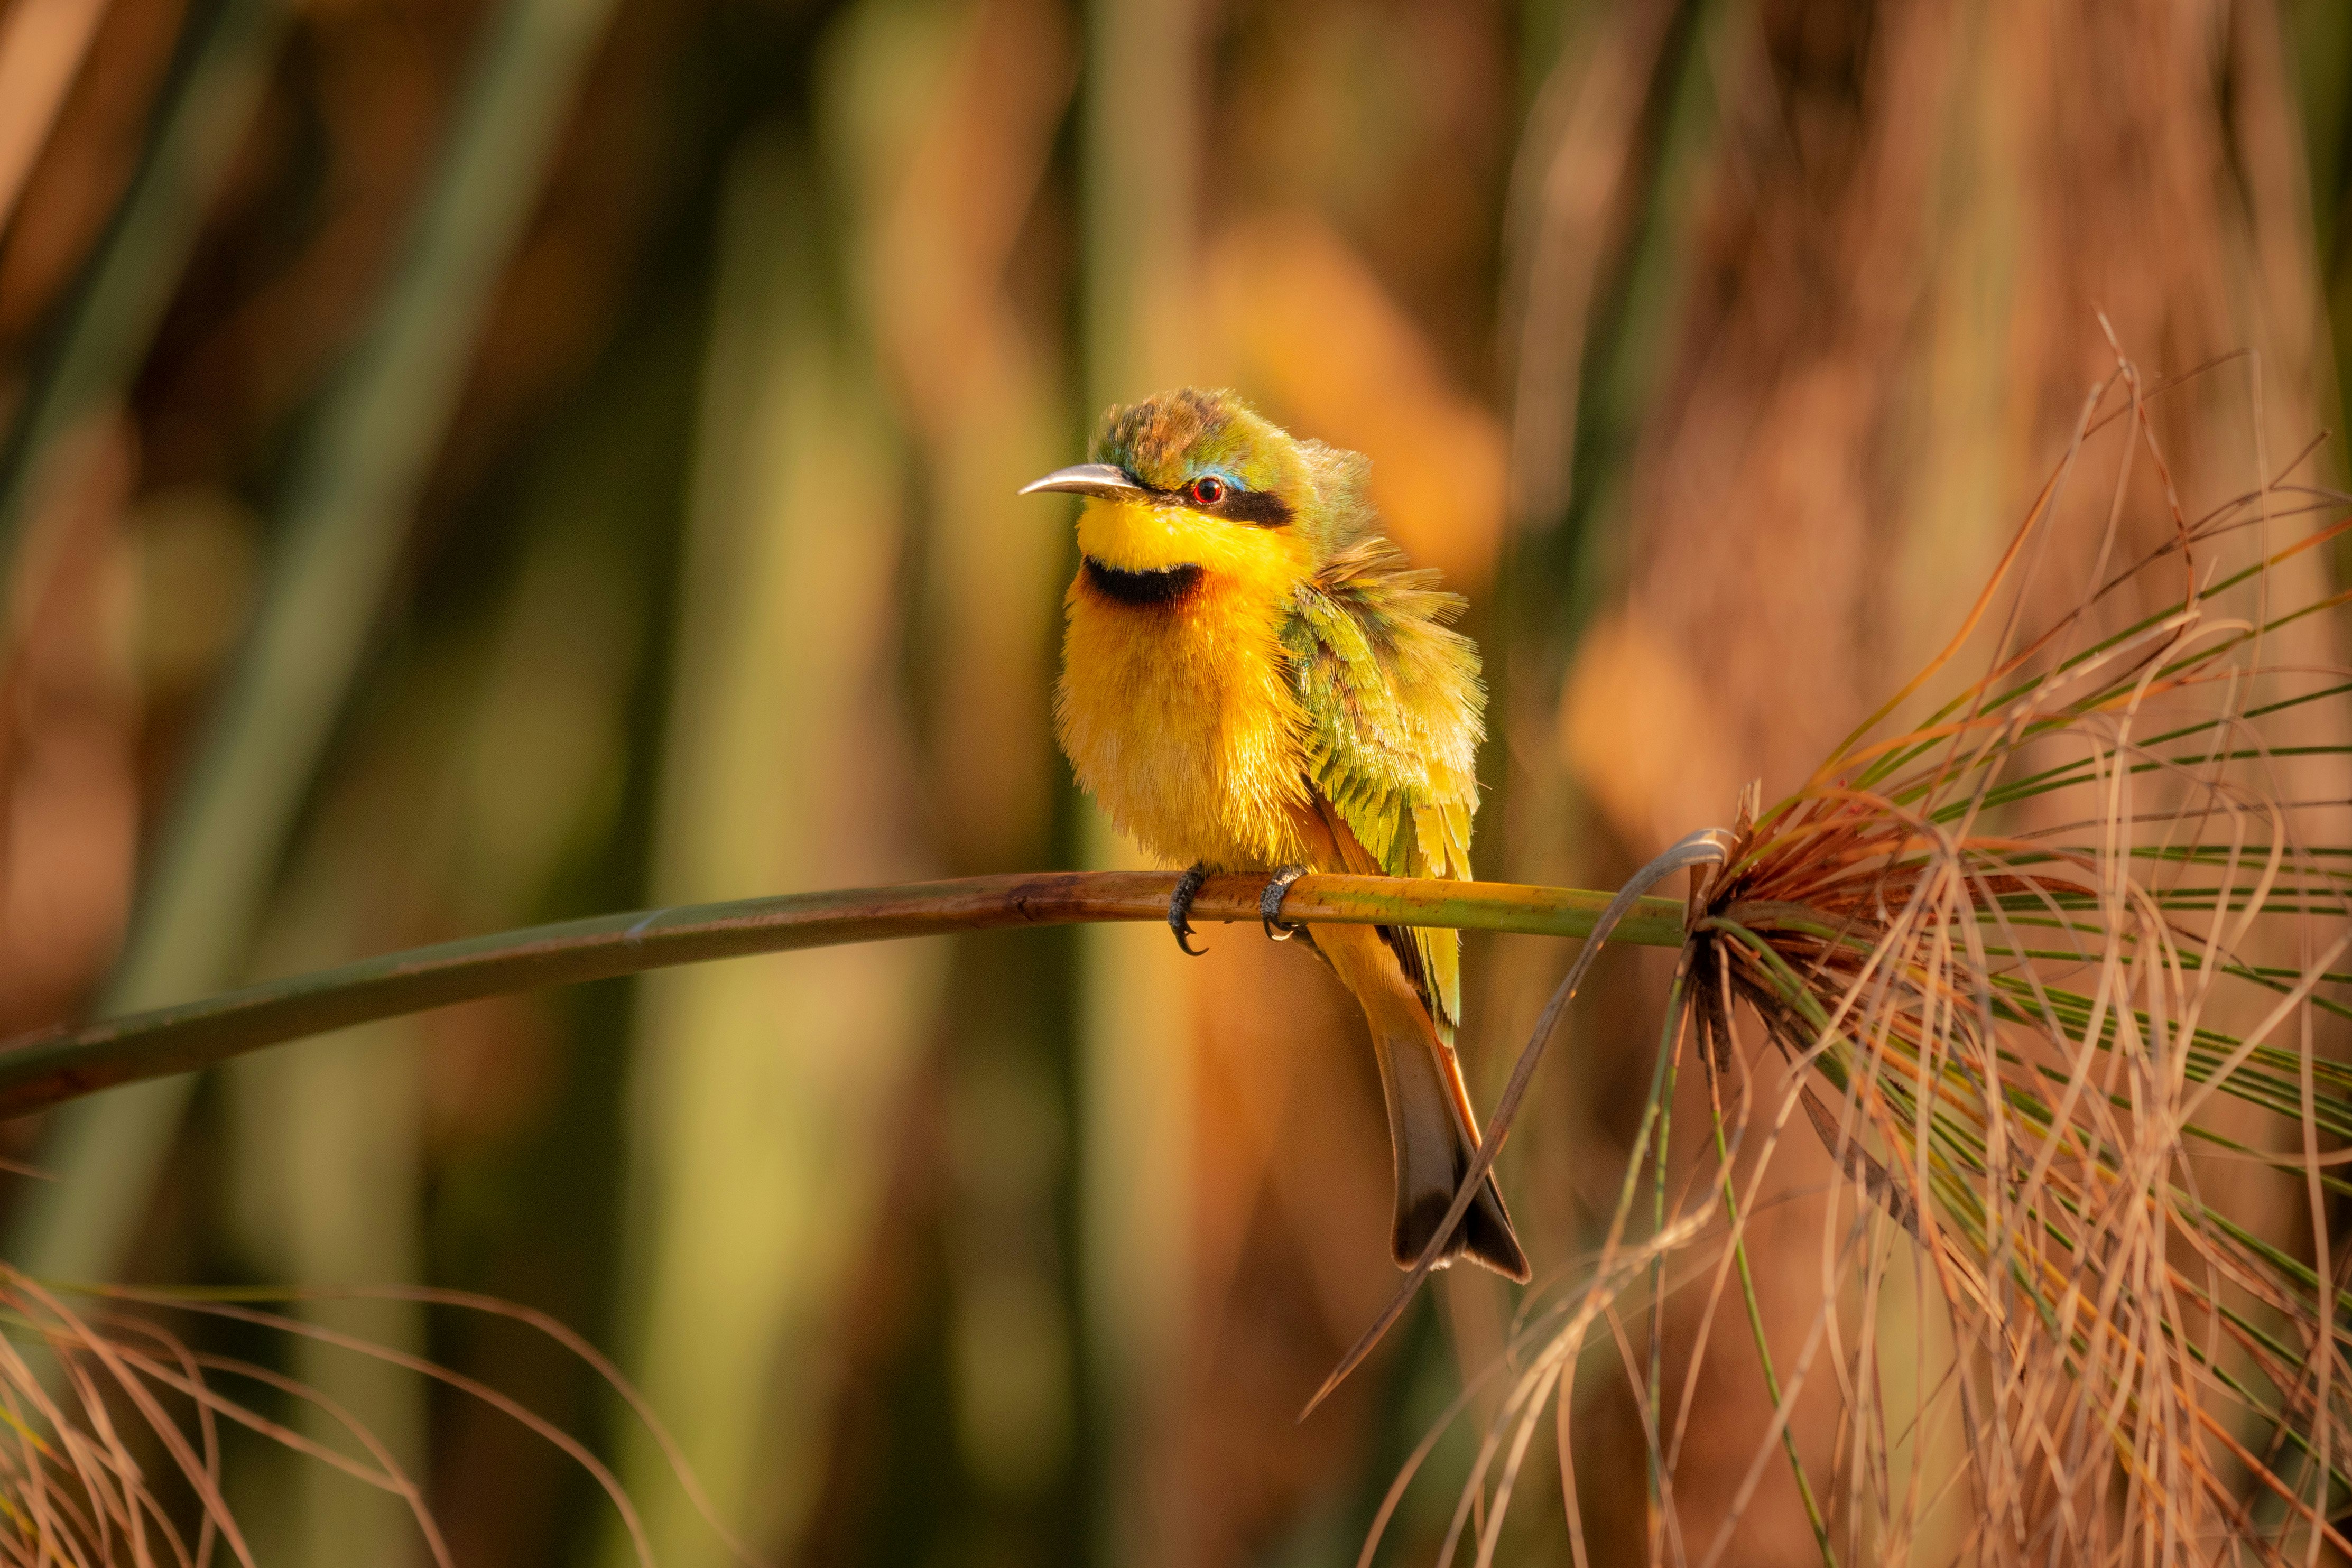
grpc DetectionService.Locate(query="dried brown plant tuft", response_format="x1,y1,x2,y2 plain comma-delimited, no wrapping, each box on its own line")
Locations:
1389,350,2352,1566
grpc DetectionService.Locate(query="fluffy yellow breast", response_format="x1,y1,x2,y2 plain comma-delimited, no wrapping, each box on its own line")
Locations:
1054,500,1317,871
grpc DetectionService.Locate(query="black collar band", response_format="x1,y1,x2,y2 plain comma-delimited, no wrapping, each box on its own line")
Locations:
1082,557,1203,606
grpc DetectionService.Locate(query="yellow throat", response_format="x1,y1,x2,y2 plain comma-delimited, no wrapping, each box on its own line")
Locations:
1054,495,1319,872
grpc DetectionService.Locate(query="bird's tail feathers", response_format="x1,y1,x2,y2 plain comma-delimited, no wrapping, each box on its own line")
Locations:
1373,1007,1529,1282
1314,921,1528,1282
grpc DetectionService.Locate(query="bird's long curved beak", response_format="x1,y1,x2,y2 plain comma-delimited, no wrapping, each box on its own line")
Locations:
1018,463,1145,501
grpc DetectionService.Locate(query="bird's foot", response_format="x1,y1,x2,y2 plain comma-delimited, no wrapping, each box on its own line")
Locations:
1168,862,1209,956
1260,866,1309,941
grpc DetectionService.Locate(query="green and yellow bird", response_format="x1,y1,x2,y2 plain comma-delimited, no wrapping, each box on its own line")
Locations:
1024,387,1527,1281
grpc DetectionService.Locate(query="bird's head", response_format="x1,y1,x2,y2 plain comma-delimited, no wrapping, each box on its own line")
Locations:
1021,388,1368,607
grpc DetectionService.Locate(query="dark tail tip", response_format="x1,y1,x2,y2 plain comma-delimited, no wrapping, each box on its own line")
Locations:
1395,1171,1530,1283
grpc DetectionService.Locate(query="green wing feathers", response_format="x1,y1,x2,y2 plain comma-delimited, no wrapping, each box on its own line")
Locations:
1282,537,1485,1036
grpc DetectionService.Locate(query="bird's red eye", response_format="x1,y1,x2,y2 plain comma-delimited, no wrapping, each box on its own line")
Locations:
1190,476,1228,506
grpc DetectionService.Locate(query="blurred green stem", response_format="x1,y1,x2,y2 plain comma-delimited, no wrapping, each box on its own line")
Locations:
1708,1053,1837,1565
0,0,288,1289
0,0,285,586
605,120,932,1566
0,872,1683,1125
6,0,619,1283
1080,0,1201,1547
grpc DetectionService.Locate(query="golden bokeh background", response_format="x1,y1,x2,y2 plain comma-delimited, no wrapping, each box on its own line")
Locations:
2,0,2350,1563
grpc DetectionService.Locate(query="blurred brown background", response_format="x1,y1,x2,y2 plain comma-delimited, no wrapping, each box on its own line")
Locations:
1,0,2348,1562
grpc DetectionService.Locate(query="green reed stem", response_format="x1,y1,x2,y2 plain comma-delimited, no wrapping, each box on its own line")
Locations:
1633,958,1691,1563
0,871,1683,1122
1648,962,1690,1561
1712,1081,1838,1565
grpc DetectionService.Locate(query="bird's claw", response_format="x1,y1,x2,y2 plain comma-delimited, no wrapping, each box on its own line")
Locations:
1261,866,1308,940
1169,862,1209,956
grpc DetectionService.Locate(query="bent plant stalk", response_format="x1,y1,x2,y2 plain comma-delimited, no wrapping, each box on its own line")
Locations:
0,873,1676,1562
0,873,1685,1122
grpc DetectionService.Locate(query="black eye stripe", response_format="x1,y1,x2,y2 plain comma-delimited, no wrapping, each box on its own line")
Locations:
1130,476,1293,527
1215,489,1291,527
